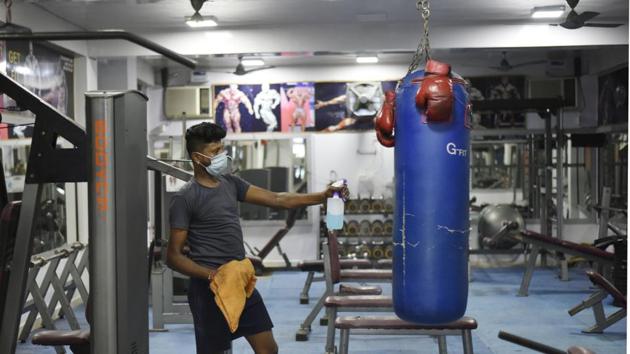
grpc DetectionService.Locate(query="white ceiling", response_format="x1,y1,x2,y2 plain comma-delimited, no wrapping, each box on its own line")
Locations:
22,0,629,32
11,0,629,69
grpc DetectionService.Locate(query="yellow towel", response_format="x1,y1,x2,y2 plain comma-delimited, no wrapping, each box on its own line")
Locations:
210,258,257,333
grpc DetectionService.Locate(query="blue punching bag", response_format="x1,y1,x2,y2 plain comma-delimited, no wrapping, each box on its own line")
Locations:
376,60,470,324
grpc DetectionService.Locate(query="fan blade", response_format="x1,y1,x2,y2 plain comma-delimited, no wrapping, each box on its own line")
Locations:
582,23,623,28
575,11,600,23
511,60,547,68
559,21,582,29
488,66,511,72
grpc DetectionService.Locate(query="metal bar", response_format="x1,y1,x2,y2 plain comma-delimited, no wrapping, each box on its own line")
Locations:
46,250,78,321
26,265,65,354
462,330,474,354
518,245,540,297
544,116,553,237
300,271,315,304
498,331,564,354
585,309,627,333
146,156,193,182
437,335,448,354
0,184,41,354
339,329,350,354
556,108,564,240
597,187,612,239
18,266,44,342
325,307,337,353
0,31,196,69
151,267,165,330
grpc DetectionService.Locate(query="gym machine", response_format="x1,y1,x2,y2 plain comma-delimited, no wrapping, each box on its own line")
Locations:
0,70,150,354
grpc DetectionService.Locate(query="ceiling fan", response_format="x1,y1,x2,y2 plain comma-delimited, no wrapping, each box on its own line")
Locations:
550,0,623,29
489,51,546,72
208,55,275,76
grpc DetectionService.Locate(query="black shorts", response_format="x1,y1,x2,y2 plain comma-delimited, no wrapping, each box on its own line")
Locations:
187,277,274,353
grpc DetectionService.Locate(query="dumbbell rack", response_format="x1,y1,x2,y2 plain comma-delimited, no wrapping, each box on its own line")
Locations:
319,198,395,264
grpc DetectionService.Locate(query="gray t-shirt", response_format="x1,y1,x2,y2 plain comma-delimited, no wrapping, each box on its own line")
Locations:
169,175,251,268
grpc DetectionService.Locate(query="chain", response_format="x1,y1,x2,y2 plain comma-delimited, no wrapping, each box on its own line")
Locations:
4,0,12,24
407,0,431,74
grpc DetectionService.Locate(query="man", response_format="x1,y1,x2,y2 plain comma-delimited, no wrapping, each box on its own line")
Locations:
213,84,254,133
167,122,348,354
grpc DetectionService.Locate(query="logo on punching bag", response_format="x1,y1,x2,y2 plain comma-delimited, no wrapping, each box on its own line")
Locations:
446,142,467,157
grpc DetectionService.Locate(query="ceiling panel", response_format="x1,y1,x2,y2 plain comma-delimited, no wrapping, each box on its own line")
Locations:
21,0,629,32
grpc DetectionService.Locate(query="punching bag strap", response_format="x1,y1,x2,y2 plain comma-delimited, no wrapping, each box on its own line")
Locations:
407,0,431,74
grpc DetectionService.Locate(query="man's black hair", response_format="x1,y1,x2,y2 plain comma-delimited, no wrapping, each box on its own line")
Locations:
185,122,226,158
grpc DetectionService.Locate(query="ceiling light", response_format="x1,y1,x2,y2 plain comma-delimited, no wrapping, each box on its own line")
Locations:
531,5,565,19
356,56,379,64
241,59,265,67
186,13,218,28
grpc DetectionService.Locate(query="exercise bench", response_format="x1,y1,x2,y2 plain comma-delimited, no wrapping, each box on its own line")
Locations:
516,230,615,296
297,258,373,304
568,270,626,333
335,315,478,354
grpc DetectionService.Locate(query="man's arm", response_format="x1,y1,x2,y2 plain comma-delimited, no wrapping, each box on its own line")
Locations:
166,228,216,280
243,184,349,209
240,92,254,114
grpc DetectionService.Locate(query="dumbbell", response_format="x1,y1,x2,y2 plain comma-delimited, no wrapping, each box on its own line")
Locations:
371,220,385,236
346,220,359,236
384,220,394,235
359,220,372,235
371,241,385,259
356,242,372,259
337,241,348,258
384,244,393,259
359,199,372,213
346,199,360,214
346,239,359,258
371,199,385,213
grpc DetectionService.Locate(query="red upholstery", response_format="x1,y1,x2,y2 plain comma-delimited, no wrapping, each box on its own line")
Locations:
327,231,342,283
325,295,392,308
567,346,596,354
586,270,626,308
32,329,90,346
521,231,614,261
334,315,478,330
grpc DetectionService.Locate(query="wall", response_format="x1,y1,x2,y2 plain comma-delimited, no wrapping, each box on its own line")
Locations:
144,48,627,265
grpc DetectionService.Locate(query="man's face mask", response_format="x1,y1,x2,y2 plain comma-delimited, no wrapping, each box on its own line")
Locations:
196,151,232,177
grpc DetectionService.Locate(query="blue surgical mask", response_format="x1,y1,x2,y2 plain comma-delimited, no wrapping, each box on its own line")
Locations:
197,151,232,177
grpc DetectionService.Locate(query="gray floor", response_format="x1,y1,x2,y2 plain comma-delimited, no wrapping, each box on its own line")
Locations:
17,266,627,354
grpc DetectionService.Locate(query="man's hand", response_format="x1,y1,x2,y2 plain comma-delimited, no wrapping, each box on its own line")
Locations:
325,182,349,201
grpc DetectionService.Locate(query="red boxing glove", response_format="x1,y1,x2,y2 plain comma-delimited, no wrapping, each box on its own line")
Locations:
416,59,453,123
375,90,396,147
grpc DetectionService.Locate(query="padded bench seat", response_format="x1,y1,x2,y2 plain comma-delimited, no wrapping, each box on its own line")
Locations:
334,315,477,354
520,231,615,261
339,269,392,280
298,259,372,272
336,315,478,330
338,284,382,296
32,329,90,346
325,295,392,308
586,270,626,308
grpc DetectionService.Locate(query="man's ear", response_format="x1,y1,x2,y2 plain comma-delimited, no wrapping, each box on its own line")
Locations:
190,152,201,165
